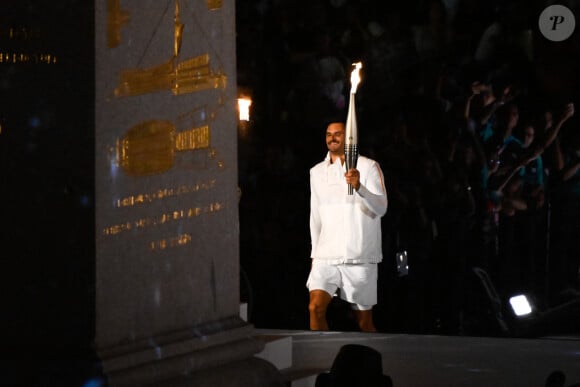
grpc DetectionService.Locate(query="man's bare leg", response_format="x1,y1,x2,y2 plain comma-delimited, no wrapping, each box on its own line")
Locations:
309,290,332,330
353,309,377,332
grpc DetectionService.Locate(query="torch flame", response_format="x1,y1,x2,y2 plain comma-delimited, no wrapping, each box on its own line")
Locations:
350,62,362,94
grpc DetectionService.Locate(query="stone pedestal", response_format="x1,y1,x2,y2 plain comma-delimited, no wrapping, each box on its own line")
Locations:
94,1,280,385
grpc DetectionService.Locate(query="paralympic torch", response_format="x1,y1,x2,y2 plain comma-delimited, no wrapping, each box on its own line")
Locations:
345,62,362,195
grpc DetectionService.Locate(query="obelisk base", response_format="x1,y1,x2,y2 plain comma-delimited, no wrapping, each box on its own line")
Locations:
99,318,282,386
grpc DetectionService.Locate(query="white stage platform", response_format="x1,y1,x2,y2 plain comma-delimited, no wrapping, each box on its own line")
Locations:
255,329,580,387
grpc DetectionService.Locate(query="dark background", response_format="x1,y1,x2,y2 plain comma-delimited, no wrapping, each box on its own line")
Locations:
236,0,580,335
0,0,98,385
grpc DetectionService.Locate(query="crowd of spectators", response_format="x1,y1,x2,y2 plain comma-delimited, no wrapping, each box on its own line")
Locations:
237,0,580,335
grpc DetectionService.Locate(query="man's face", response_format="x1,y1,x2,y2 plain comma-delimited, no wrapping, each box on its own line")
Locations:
326,122,345,154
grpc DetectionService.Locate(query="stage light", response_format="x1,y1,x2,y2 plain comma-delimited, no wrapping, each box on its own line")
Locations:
472,267,580,337
237,97,251,121
509,294,533,317
396,250,408,276
237,95,252,139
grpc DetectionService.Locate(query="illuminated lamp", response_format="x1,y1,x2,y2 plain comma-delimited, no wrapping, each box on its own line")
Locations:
509,294,534,317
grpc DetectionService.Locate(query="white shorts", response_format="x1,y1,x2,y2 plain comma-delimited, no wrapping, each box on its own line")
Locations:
306,261,377,310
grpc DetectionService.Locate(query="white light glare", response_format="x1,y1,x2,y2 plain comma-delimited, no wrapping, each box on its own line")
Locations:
509,294,533,317
396,250,408,276
238,98,252,121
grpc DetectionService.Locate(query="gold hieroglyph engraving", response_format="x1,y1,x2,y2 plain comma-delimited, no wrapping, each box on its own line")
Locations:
113,0,226,97
206,0,223,10
0,52,57,64
150,233,192,251
117,120,210,176
114,54,226,97
0,26,57,64
107,0,129,48
175,123,210,150
102,201,225,236
114,179,217,208
174,0,184,57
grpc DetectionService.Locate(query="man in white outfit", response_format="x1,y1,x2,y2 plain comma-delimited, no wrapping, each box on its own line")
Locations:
307,121,388,332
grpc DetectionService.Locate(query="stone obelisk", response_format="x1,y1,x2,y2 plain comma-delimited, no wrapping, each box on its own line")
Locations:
95,1,280,385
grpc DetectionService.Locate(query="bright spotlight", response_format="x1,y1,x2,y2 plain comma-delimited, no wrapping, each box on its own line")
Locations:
509,294,533,317
238,98,252,121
